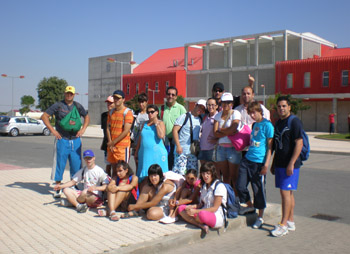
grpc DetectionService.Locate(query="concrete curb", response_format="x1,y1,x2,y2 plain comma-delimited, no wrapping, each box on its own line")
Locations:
114,203,281,254
310,150,350,156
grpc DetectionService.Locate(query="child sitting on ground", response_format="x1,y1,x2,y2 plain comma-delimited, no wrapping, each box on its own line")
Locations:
160,169,201,224
54,150,109,213
98,160,138,221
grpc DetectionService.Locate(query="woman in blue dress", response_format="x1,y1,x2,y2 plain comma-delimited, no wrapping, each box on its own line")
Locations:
135,105,168,189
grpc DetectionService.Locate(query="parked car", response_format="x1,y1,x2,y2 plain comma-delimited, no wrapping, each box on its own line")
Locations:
0,116,50,137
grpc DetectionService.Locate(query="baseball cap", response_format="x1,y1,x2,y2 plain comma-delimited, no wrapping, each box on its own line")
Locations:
83,150,95,158
196,99,207,109
105,96,114,103
212,82,224,92
65,86,75,94
221,92,234,102
113,90,125,98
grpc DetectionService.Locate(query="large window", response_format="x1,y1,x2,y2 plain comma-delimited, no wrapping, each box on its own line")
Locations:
145,82,149,93
322,71,329,87
155,82,159,93
165,81,169,91
304,72,311,88
342,70,349,86
287,73,293,88
126,83,130,94
136,83,139,94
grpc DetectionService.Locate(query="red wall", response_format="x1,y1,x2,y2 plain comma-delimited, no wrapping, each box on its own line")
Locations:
123,70,187,104
275,56,350,94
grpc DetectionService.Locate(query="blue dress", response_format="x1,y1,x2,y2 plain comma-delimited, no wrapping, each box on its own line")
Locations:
137,124,168,182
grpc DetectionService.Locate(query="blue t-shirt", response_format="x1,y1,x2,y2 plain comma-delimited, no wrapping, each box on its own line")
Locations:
174,113,201,155
246,118,274,163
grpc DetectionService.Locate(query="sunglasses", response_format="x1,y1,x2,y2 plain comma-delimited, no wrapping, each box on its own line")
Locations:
167,93,176,97
214,89,223,93
147,110,156,114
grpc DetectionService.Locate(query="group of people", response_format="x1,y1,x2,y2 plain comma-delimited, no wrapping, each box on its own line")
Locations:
42,75,306,238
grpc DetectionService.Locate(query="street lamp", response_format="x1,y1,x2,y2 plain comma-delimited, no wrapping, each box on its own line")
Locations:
1,74,25,116
75,92,88,108
261,84,266,106
148,89,159,104
107,58,136,92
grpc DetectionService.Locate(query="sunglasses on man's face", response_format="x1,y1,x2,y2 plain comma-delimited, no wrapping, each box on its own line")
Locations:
167,93,176,97
147,110,156,114
214,89,223,93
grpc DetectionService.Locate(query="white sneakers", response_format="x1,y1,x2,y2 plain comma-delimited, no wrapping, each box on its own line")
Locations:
53,189,62,198
76,203,88,213
271,224,289,237
159,216,178,224
252,217,264,229
287,221,296,231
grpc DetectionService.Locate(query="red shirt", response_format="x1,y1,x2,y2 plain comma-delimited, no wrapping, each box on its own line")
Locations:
329,114,335,124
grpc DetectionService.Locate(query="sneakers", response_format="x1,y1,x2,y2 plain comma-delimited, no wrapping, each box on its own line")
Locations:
76,203,88,213
53,189,62,198
252,217,264,229
239,206,255,215
159,216,178,224
287,221,296,231
271,224,288,237
60,199,74,207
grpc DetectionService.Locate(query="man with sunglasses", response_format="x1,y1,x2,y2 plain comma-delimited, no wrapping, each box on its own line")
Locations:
160,86,186,170
212,82,225,111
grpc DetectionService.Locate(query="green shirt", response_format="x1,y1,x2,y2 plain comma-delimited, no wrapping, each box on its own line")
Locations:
161,102,187,138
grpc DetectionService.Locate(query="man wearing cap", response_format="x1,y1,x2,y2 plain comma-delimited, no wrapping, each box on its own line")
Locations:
42,86,90,198
100,95,115,176
212,82,225,110
106,90,134,169
54,150,109,213
160,86,187,171
172,99,206,175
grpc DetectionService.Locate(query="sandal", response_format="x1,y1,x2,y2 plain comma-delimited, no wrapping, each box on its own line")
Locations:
109,211,120,221
200,225,209,239
97,209,107,217
120,211,139,219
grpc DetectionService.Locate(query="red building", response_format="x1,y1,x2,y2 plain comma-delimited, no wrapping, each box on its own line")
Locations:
123,47,202,104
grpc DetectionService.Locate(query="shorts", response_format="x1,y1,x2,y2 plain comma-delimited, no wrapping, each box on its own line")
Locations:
198,149,214,162
275,167,300,191
216,145,242,164
173,153,198,175
107,146,130,164
76,190,103,208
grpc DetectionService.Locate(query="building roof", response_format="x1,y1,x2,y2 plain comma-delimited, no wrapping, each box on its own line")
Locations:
322,47,350,57
133,47,202,74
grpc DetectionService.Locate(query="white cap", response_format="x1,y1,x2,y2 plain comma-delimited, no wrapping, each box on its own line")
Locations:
196,99,207,109
221,92,233,102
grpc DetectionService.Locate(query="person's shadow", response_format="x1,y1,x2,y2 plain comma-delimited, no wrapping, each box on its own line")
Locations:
6,181,52,195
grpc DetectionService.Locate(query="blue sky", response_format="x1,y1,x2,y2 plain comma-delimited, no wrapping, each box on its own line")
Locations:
1,0,349,111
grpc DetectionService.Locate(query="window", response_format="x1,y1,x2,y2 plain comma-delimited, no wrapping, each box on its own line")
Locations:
342,70,349,86
304,72,311,88
145,82,149,93
136,83,139,94
126,84,130,94
28,118,38,124
155,82,159,93
165,81,169,90
287,73,293,88
106,63,111,72
322,71,329,87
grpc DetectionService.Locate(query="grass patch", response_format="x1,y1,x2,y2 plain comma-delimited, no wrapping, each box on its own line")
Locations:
316,133,350,141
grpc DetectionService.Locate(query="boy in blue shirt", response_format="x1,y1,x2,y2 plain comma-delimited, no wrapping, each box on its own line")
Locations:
236,101,274,229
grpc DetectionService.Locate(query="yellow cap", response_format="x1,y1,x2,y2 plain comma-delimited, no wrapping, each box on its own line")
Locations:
65,86,75,94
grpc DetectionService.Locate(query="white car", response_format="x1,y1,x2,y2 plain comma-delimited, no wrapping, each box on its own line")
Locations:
0,116,50,137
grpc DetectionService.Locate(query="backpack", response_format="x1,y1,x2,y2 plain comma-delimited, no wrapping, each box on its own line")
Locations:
59,102,82,132
109,107,133,132
116,175,139,200
279,115,310,162
213,180,240,229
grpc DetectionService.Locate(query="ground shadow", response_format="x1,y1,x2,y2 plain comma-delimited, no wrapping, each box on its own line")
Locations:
6,181,52,195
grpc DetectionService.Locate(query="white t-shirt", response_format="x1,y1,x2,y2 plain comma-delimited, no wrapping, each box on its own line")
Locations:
235,103,270,129
72,165,109,197
200,180,227,228
214,110,242,144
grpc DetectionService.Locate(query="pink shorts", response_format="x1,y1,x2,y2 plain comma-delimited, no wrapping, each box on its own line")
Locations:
76,190,103,208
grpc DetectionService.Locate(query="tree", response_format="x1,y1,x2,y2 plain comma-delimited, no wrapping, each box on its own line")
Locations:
20,95,35,115
176,95,186,107
37,77,68,111
125,94,140,112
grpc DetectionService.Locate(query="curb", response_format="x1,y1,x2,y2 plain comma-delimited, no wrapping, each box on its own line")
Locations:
310,150,350,156
114,203,281,254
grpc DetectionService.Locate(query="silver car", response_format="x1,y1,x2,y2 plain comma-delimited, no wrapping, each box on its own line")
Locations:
0,116,50,137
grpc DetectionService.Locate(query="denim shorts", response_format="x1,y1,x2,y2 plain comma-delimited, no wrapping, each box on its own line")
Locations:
198,149,214,161
216,145,242,164
275,167,300,191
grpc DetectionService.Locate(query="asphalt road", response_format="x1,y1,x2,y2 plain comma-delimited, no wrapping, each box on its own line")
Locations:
1,135,349,225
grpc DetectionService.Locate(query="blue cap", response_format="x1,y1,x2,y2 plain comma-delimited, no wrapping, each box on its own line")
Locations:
83,150,95,158
113,90,125,98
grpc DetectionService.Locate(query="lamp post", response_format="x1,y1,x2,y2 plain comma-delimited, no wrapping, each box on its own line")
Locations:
75,92,88,108
107,58,136,91
261,84,266,106
148,89,159,104
1,74,25,116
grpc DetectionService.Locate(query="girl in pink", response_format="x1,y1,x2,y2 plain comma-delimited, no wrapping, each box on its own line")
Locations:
160,169,201,224
178,162,227,238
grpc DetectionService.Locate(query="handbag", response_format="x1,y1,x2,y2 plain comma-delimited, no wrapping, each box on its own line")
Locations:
228,124,251,151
